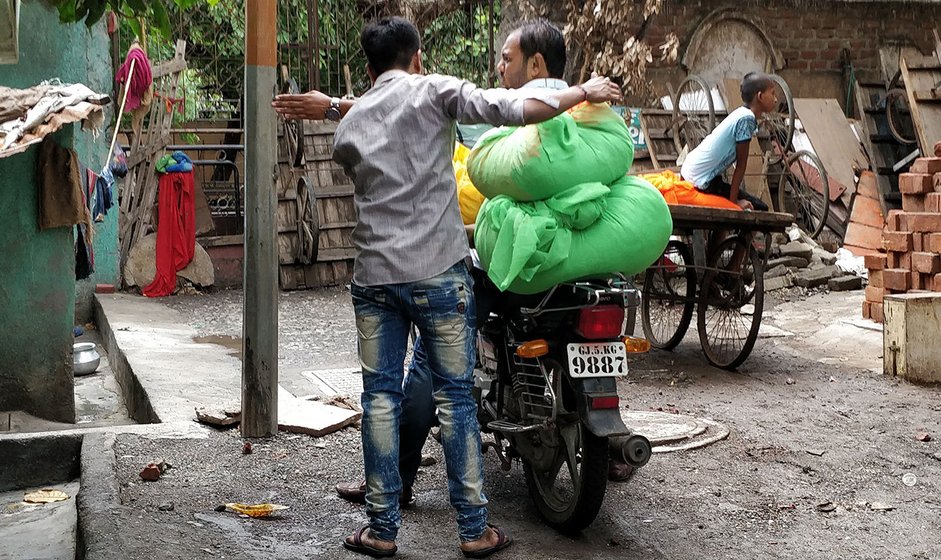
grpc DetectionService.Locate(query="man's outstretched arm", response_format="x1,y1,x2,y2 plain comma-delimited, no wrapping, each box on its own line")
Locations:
272,91,355,120
521,75,622,124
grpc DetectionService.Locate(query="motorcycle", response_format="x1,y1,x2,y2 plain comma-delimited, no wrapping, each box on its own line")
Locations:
472,274,653,533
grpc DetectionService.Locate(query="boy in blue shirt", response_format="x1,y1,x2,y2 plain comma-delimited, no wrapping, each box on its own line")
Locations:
681,72,778,211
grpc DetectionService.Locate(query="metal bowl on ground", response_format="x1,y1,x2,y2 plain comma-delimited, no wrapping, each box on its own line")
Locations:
73,342,101,376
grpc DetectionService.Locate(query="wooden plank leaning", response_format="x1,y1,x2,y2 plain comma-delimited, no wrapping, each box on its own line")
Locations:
900,49,941,156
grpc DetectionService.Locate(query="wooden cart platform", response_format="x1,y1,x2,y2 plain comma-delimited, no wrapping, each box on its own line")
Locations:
669,205,793,233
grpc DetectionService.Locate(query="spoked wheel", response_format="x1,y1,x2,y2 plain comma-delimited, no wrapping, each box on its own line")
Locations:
776,149,830,239
522,361,608,534
279,68,305,168
757,74,795,165
670,74,716,155
885,88,917,145
295,176,320,265
642,240,696,350
697,236,764,370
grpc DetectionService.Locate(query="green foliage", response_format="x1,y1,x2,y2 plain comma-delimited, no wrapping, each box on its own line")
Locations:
423,2,500,87
139,0,500,99
112,0,499,128
45,0,216,37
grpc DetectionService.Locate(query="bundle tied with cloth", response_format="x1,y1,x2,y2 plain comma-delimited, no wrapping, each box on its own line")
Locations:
468,101,673,294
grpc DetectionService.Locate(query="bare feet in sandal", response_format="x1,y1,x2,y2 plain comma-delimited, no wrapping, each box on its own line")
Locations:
343,526,397,558
459,525,513,559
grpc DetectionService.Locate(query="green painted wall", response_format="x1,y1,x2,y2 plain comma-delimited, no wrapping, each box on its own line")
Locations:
0,0,112,423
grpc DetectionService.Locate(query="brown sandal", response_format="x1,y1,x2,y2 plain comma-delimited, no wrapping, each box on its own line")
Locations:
343,526,397,558
460,524,513,559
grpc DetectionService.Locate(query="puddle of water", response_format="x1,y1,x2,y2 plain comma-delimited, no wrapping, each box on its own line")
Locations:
194,512,325,558
193,335,243,359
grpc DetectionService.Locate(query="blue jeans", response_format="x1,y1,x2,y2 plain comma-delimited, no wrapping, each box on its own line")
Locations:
352,261,488,543
399,338,436,492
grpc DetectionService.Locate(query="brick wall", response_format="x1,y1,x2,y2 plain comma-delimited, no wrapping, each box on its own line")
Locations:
636,0,940,104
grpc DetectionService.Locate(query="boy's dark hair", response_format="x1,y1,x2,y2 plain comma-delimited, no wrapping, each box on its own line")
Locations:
361,17,421,75
741,72,775,105
517,19,566,79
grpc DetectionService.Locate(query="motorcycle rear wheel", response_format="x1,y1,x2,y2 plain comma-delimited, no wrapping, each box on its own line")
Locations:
522,417,609,533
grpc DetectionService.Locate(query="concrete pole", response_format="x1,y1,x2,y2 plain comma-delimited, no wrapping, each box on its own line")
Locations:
242,0,279,437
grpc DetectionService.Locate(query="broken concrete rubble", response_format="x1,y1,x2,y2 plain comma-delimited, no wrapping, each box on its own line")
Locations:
764,233,851,293
813,247,838,266
764,265,789,279
779,241,815,262
828,276,863,291
764,275,793,292
767,256,810,269
795,266,840,288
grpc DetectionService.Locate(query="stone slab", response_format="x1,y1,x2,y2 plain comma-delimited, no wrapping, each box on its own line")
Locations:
779,241,814,261
828,275,864,291
768,256,810,269
124,234,215,289
277,386,361,437
795,266,839,288
764,275,793,291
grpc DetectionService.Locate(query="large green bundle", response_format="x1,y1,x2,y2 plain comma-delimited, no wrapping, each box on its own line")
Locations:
475,175,672,294
467,103,634,201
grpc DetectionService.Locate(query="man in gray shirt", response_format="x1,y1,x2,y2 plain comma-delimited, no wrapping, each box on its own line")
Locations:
275,16,621,559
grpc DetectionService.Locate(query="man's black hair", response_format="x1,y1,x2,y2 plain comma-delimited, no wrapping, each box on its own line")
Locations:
516,19,566,79
741,72,775,105
361,17,421,75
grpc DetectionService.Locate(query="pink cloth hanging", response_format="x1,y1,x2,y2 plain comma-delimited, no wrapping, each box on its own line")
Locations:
115,46,153,111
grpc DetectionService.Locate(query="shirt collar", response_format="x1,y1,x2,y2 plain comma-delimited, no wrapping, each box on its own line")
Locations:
373,69,409,87
521,77,569,90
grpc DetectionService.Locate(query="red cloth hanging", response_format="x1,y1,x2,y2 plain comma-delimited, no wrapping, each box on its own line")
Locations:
143,172,196,297
116,46,153,111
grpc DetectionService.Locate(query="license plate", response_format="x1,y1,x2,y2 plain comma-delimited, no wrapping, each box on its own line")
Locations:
566,342,628,378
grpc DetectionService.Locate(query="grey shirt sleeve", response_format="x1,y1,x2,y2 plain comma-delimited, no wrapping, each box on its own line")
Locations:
429,74,561,126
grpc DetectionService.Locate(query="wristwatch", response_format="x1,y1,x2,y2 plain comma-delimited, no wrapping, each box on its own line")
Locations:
325,97,341,121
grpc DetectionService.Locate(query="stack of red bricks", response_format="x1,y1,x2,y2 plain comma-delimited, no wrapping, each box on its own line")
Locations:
863,157,941,323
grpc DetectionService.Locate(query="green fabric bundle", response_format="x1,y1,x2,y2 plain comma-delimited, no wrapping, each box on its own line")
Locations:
475,175,672,293
472,104,672,294
467,103,635,201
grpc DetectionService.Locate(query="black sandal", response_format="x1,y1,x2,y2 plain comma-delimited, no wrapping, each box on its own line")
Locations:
343,526,398,558
460,524,513,559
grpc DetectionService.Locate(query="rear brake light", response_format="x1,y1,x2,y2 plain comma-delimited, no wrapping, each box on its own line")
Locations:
589,396,620,410
576,305,624,339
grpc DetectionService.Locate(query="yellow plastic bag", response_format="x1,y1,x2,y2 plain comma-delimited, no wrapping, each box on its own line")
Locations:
454,142,486,225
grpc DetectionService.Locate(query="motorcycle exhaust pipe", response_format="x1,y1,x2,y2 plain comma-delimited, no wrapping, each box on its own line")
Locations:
609,434,652,468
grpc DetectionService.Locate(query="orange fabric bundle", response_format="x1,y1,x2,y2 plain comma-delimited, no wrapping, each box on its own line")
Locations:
641,170,741,211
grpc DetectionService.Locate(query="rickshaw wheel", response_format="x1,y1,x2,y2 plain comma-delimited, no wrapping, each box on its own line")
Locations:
642,240,696,350
670,74,716,155
776,150,830,239
697,236,764,370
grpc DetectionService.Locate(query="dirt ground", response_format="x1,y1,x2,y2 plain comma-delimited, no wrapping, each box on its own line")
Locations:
110,287,941,559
